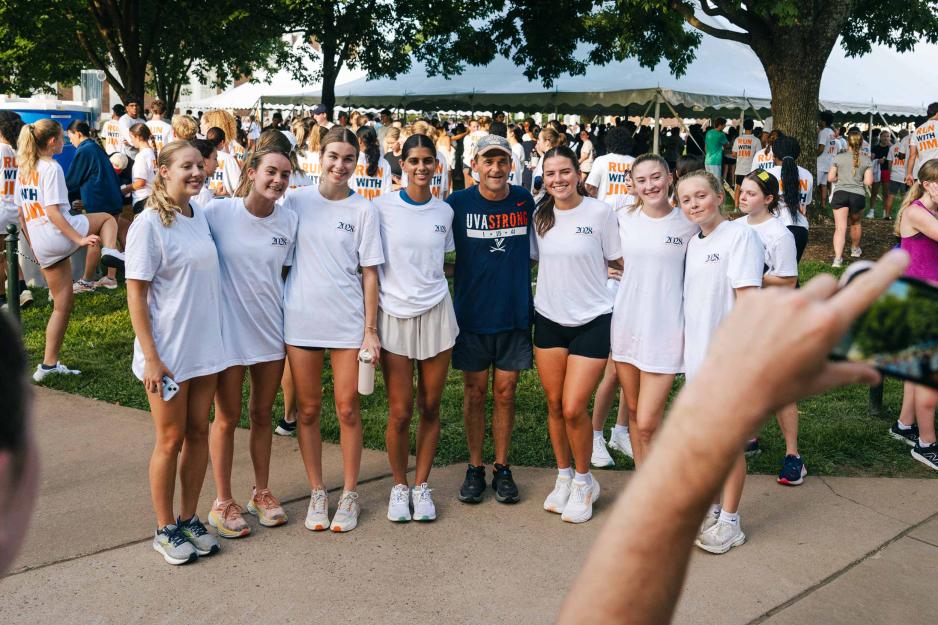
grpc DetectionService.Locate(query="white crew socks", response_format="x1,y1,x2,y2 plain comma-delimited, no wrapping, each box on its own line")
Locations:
896,420,913,431
613,424,629,435
558,467,574,479
919,438,936,449
593,429,605,440
719,510,740,526
574,471,592,485
708,504,721,518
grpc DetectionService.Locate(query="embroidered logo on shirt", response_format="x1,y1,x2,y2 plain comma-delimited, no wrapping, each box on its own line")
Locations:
337,221,355,233
664,235,684,246
434,225,447,233
575,226,593,235
705,253,721,263
271,236,289,246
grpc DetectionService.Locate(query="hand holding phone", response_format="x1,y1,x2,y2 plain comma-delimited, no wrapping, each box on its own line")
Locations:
161,375,179,402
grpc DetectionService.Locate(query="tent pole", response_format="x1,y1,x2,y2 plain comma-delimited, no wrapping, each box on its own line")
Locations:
259,97,264,129
658,92,703,154
653,95,661,155
868,112,874,146
746,98,765,124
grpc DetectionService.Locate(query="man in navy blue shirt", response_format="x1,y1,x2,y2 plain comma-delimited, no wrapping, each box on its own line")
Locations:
446,134,535,505
65,120,125,289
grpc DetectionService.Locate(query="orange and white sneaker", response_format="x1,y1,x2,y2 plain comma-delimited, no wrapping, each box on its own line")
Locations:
208,499,251,538
330,491,360,533
247,487,287,527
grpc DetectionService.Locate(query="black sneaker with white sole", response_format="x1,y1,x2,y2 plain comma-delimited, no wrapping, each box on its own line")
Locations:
912,442,938,471
458,464,486,503
889,422,919,447
492,464,520,504
274,417,296,436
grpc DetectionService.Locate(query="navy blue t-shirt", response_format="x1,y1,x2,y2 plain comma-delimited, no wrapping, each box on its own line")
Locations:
447,184,535,334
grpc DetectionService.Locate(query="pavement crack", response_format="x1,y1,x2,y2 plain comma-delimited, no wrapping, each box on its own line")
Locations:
3,467,409,579
906,535,938,550
745,507,938,625
815,476,909,524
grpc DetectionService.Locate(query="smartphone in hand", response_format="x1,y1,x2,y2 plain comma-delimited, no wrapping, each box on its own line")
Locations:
831,261,938,389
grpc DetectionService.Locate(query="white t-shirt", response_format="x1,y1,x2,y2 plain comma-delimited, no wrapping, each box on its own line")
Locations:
297,151,322,187
745,215,798,278
767,165,812,230
131,147,157,204
890,135,912,181
817,127,837,173
193,181,214,209
611,206,699,373
352,153,392,201
683,220,764,380
586,153,635,205
125,206,225,383
375,190,454,318
463,130,488,163
732,134,762,176
146,119,174,153
14,159,88,268
203,197,298,366
207,149,241,196
248,121,261,141
580,140,595,172
283,186,385,348
101,119,122,155
531,197,621,327
911,119,938,180
118,114,146,159
400,150,451,199
836,136,848,153
0,143,18,228
750,149,775,173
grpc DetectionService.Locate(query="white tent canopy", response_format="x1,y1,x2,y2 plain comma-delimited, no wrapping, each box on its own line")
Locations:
261,35,936,120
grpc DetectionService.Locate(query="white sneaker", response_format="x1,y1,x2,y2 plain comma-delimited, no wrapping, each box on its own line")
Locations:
561,478,600,524
330,491,360,532
695,519,746,554
865,209,874,219
387,484,411,522
101,247,125,269
304,488,329,531
543,476,572,513
411,483,437,522
19,288,34,308
832,258,844,268
850,247,862,258
591,435,615,468
699,512,719,536
33,362,80,382
72,279,95,294
93,276,118,290
608,428,634,458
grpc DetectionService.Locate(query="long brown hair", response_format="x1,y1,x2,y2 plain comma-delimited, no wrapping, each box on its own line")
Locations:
534,146,583,236
234,147,293,198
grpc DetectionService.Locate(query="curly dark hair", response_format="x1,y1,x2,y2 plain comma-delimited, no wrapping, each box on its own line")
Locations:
604,126,633,156
0,111,24,145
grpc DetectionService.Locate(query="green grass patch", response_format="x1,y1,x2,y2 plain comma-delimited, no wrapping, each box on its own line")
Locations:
15,260,934,478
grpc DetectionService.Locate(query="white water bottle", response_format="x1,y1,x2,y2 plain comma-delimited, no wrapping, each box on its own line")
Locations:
358,349,375,395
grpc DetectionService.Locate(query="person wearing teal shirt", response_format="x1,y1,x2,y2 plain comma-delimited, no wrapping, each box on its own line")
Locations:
705,118,728,181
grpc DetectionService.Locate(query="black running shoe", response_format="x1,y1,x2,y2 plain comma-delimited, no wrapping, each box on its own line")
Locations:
777,454,807,486
912,442,938,471
889,422,919,447
274,417,297,437
492,464,520,504
458,464,486,503
744,438,761,457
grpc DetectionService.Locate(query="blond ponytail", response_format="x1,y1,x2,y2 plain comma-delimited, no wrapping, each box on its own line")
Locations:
894,158,938,236
144,140,200,227
16,119,60,179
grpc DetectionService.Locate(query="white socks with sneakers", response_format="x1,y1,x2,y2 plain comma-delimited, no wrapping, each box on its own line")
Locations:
558,467,574,479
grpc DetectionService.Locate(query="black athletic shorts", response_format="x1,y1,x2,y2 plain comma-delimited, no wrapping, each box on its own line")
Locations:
132,198,148,214
830,190,866,215
786,225,808,263
452,328,532,372
533,312,611,359
888,180,908,196
735,175,745,187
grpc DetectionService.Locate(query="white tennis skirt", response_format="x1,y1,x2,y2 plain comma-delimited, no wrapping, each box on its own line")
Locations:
379,292,459,360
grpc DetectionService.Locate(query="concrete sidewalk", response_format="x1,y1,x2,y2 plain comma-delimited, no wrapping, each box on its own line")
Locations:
3,389,938,625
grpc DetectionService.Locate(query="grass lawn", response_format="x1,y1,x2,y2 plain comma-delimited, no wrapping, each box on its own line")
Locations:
15,256,935,479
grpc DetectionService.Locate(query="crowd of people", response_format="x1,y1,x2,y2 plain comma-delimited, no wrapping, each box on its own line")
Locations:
3,96,938,568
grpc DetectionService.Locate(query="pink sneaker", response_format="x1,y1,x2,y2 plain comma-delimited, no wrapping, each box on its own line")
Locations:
247,487,287,527
207,499,250,538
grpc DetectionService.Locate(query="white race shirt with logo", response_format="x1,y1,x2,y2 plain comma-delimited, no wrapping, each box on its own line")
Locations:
911,119,938,180
207,149,241,197
283,186,385,348
14,158,88,267
400,149,452,199
146,120,174,153
611,207,699,373
745,215,798,277
297,151,322,186
767,165,812,229
352,153,393,201
890,135,912,181
101,119,122,155
374,191,454,318
817,127,837,173
131,147,157,204
732,134,762,176
683,219,764,380
750,149,775,173
531,197,621,327
586,153,635,205
125,206,225,383
118,114,146,159
203,197,298,366
0,143,18,228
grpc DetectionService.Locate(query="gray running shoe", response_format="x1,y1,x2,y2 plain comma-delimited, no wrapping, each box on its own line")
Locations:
178,515,220,556
153,524,197,565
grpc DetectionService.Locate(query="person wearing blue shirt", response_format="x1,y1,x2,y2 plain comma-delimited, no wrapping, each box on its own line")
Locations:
65,120,125,289
446,134,535,505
